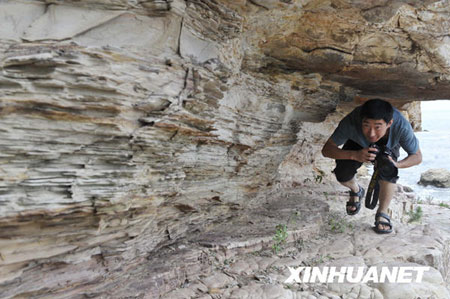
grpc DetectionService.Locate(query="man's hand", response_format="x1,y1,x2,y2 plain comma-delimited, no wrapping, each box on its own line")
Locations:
388,149,422,169
322,138,379,163
354,147,378,163
387,156,399,168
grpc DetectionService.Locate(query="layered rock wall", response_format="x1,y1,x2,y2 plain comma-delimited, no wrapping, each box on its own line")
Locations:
0,0,448,297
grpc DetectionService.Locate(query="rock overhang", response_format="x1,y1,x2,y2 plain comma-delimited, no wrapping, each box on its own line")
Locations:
241,0,450,102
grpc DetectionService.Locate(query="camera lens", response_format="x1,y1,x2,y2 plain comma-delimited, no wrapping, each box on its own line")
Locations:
369,143,379,154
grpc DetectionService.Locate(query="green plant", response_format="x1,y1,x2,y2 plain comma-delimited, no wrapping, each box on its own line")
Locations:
271,211,302,254
439,202,450,209
314,169,325,184
328,214,353,233
408,206,423,223
272,224,288,253
425,195,434,204
223,258,235,266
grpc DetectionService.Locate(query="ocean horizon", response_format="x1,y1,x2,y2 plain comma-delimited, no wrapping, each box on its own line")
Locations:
398,100,450,202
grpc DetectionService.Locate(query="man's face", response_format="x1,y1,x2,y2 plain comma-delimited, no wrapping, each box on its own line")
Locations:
362,118,393,143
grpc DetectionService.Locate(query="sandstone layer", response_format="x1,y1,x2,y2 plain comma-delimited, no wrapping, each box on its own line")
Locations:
0,0,449,297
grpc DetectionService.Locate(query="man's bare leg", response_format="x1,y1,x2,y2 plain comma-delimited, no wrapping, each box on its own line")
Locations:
376,180,396,230
339,177,361,213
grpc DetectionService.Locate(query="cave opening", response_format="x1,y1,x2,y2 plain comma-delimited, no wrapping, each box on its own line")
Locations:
398,99,450,202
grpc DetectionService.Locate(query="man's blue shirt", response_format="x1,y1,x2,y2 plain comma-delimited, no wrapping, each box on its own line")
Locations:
330,106,419,155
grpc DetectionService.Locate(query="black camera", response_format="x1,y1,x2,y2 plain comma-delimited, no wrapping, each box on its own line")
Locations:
368,143,380,156
368,143,392,158
368,143,398,177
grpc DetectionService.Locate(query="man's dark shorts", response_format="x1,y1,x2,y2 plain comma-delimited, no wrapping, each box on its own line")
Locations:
333,140,399,184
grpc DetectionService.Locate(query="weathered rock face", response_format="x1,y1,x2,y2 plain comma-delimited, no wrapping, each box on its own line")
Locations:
419,168,450,188
0,0,448,297
243,0,450,100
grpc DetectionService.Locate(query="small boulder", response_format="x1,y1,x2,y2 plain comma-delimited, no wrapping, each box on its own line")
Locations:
418,168,450,188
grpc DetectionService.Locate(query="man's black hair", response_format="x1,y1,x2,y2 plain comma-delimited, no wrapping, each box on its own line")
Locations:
361,99,394,123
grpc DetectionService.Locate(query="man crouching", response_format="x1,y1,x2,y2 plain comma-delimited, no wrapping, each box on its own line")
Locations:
321,99,422,234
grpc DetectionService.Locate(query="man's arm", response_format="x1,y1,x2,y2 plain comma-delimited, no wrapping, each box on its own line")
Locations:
391,148,422,169
321,138,377,163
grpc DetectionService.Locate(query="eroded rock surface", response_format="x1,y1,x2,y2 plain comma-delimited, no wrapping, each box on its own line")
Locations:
162,185,450,299
243,0,450,100
419,168,450,188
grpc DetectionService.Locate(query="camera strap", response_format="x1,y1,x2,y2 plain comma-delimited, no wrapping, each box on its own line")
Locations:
365,129,390,209
365,168,379,209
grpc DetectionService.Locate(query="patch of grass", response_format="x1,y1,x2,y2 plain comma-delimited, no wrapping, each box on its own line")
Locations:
272,224,288,253
223,258,233,265
327,214,353,233
408,206,423,223
439,202,450,209
271,211,302,254
314,175,323,184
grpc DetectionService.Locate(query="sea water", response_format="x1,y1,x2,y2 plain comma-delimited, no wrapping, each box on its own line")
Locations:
398,100,450,202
